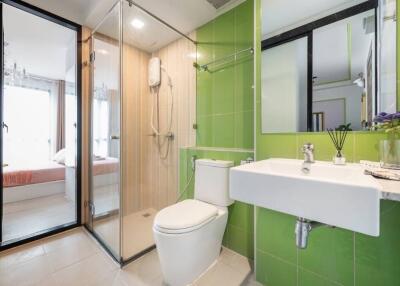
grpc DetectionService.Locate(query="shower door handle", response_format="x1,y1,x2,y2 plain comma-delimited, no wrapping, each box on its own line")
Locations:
110,135,120,140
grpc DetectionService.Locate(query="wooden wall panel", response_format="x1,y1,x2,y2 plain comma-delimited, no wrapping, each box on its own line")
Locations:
81,30,196,218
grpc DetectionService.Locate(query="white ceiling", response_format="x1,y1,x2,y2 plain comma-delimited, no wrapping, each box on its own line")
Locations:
313,10,375,85
3,4,76,80
22,0,246,52
262,0,368,39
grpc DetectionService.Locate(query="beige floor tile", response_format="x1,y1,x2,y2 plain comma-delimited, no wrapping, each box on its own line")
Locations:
0,243,45,270
46,238,99,271
0,228,258,286
219,247,253,275
43,228,94,254
0,254,55,286
88,270,129,286
194,259,250,286
52,253,118,286
120,250,162,285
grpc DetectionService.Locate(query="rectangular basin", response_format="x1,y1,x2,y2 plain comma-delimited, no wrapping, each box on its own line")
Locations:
230,158,383,236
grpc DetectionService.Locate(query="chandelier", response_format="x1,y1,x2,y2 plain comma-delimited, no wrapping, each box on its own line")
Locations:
3,41,28,86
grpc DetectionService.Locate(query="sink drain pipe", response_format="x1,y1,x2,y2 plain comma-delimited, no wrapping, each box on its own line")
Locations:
295,218,325,249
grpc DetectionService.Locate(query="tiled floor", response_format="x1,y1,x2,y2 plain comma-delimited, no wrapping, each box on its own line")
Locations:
2,194,75,242
0,227,262,286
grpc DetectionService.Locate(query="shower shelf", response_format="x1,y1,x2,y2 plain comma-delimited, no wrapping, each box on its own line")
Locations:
195,47,254,72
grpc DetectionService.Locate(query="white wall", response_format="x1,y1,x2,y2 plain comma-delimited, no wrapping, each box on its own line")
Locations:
379,0,397,113
313,83,363,130
261,37,308,133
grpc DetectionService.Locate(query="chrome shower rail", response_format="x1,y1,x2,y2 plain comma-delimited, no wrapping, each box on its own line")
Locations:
125,0,197,44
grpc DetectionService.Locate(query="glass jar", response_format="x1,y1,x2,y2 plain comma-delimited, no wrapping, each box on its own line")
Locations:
379,139,400,169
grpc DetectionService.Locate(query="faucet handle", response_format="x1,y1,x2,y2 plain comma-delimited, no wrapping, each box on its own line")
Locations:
302,143,314,152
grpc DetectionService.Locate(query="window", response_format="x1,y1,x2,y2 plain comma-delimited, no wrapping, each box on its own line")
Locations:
3,85,51,165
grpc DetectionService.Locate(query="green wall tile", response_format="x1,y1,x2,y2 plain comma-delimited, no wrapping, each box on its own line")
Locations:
225,224,254,259
256,250,297,286
355,201,400,286
212,114,235,148
256,207,297,264
213,9,235,59
235,0,254,51
196,0,254,149
197,71,213,117
196,115,213,147
299,268,342,286
212,65,235,114
197,23,214,66
228,201,253,230
234,110,254,149
298,227,354,285
257,134,298,159
353,132,387,162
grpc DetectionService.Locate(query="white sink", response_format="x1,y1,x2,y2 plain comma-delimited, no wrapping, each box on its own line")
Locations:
230,158,383,236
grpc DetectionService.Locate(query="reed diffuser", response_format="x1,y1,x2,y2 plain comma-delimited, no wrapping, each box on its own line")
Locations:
327,124,351,165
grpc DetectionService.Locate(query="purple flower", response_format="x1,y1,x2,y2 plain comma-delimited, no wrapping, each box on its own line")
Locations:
373,112,400,123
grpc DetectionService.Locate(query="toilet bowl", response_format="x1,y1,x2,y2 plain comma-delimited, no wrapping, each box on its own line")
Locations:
153,159,234,286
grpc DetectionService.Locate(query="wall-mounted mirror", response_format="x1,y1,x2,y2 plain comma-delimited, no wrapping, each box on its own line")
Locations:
261,0,397,133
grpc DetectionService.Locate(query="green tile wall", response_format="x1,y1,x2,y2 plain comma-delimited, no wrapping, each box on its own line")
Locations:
254,0,400,285
179,147,255,259
196,0,254,149
179,0,255,259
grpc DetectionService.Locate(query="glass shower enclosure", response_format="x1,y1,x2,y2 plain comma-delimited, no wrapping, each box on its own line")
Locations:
87,0,197,263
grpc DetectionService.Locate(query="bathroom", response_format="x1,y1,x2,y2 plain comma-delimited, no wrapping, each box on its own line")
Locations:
0,0,399,285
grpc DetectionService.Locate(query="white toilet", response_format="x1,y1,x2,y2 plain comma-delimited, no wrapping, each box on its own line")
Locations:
153,159,234,286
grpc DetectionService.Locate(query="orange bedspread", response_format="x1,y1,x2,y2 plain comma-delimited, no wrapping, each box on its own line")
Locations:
3,158,119,188
3,162,65,188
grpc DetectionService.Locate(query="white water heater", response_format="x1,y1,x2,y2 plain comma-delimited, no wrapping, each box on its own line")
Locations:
149,57,161,87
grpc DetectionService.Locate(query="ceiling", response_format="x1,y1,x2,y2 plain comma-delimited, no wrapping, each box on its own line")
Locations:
3,4,76,80
22,0,245,52
262,0,368,39
313,10,375,85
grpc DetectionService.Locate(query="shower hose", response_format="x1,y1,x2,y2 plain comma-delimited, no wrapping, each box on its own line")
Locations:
150,66,173,160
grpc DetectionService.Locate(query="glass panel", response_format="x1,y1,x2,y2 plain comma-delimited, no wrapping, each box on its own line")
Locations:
120,0,196,260
90,1,121,259
261,37,308,133
1,3,77,243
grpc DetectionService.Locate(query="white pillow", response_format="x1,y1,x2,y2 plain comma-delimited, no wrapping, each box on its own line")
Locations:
54,148,66,165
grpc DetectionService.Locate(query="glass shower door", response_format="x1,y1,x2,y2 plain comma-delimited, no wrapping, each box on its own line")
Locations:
89,2,121,259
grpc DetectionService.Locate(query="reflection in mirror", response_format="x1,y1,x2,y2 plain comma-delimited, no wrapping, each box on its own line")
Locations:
261,0,397,133
312,10,375,131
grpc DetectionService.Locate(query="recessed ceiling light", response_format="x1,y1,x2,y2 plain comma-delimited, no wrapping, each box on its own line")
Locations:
131,19,144,29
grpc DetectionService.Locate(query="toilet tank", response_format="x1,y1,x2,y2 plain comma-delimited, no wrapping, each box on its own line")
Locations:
194,159,234,207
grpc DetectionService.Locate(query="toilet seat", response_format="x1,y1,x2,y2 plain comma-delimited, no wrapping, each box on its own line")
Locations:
154,199,218,234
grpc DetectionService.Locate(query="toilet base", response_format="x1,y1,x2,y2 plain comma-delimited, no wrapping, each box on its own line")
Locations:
153,207,228,286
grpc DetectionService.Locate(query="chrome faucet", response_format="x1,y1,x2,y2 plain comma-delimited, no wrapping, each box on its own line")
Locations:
302,143,315,163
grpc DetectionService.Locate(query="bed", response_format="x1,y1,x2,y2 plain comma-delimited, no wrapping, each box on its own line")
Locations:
3,157,119,203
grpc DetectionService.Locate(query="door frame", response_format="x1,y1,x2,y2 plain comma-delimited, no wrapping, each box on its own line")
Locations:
0,0,82,251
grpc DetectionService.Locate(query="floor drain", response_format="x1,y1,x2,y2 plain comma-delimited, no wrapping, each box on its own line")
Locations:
142,213,151,218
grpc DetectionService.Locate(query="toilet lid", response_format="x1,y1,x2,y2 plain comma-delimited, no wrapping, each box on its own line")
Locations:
154,199,218,231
